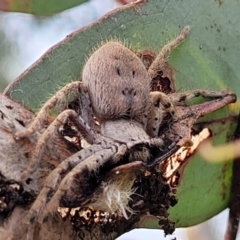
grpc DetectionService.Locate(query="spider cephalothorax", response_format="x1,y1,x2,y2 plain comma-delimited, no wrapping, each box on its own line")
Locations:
12,26,236,239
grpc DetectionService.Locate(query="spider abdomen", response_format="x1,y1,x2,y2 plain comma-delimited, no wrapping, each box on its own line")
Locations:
82,41,150,122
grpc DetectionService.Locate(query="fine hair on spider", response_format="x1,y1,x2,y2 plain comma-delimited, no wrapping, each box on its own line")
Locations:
12,25,237,239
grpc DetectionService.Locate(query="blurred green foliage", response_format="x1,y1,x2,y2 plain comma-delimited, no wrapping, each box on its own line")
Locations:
0,29,17,91
0,0,89,15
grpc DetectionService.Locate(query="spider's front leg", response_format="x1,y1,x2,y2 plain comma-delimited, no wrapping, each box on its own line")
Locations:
147,90,233,138
43,146,119,210
19,109,97,182
14,81,81,140
169,89,230,104
13,81,97,182
147,91,175,137
25,141,121,240
25,143,109,221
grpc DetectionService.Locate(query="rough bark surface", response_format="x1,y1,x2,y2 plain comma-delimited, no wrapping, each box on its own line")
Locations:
0,94,123,240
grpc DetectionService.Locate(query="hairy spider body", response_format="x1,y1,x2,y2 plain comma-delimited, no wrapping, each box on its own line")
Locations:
12,26,237,239
82,41,150,123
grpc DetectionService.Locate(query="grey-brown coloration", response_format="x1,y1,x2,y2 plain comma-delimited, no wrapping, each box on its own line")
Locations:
10,26,236,239
0,94,81,240
0,93,79,193
82,41,150,124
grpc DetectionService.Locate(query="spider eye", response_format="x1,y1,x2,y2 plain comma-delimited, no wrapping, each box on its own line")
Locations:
117,68,121,76
26,178,32,184
132,71,135,78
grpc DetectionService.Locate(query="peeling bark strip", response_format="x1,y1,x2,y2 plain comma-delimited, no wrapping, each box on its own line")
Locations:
0,94,80,240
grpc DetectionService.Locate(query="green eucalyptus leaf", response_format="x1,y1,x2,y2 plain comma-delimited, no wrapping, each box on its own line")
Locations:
169,119,236,226
4,0,240,229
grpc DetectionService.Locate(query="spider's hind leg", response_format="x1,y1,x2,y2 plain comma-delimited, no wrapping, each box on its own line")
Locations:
24,143,107,240
40,142,137,223
44,147,118,210
148,26,190,82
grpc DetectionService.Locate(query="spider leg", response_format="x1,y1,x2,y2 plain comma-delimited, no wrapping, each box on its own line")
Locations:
143,144,180,168
147,91,175,137
19,109,97,182
78,84,100,133
148,26,190,81
39,146,119,221
146,93,237,168
14,81,82,140
169,89,229,104
127,137,164,149
126,136,165,165
24,143,109,238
